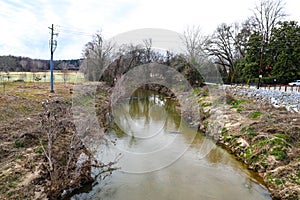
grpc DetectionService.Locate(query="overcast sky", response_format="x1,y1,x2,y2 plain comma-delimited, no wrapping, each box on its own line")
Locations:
0,0,299,60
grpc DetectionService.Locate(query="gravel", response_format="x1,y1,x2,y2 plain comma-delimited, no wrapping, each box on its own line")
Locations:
226,86,300,113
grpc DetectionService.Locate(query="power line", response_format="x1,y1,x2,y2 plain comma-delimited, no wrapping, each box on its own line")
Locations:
55,25,96,37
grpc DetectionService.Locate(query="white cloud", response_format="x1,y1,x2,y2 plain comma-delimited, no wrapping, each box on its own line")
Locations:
0,0,299,60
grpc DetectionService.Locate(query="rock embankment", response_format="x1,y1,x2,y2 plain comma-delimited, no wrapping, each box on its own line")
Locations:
196,86,300,200
228,86,300,113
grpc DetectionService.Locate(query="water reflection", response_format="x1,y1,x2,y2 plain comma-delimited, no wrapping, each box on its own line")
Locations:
72,89,271,200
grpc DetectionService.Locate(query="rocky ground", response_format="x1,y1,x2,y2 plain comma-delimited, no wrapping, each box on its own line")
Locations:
229,86,300,113
197,85,300,200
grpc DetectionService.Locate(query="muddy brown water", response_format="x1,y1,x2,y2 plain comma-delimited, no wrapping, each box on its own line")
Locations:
72,90,271,200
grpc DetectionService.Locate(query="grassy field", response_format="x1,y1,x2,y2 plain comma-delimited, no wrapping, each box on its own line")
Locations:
0,71,85,83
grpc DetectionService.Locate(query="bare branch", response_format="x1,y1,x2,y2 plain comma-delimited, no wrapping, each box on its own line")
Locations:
182,25,208,63
250,0,286,43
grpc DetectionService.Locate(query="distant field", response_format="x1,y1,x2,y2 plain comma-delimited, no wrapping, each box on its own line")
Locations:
0,71,85,83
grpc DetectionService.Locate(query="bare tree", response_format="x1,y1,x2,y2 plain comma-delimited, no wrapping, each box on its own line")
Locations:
59,62,69,86
0,72,4,93
40,100,119,199
0,56,16,92
81,32,114,81
235,20,253,59
250,0,286,43
206,23,238,80
31,60,43,83
20,59,28,71
143,38,152,63
182,26,208,64
20,60,28,82
63,65,69,86
206,21,253,82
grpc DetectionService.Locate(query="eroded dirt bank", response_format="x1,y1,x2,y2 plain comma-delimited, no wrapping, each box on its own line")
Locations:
0,82,113,200
197,86,300,200
139,84,300,199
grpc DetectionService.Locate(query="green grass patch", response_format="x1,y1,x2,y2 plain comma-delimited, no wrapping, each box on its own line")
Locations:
246,149,251,159
253,137,290,149
270,147,287,161
254,139,269,147
15,154,23,159
221,127,229,135
223,135,231,143
228,99,245,108
203,121,209,129
250,155,259,163
241,126,257,139
290,175,300,185
192,88,201,94
249,111,263,119
201,102,212,107
275,134,292,143
271,138,291,147
33,147,43,154
7,183,17,188
241,126,251,133
261,158,268,168
266,173,273,184
14,140,24,148
237,108,243,113
274,178,285,185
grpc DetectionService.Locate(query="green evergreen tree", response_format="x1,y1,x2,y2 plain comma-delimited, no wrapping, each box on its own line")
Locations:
269,21,300,83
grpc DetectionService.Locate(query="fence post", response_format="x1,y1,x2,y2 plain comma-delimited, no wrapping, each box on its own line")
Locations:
285,85,287,92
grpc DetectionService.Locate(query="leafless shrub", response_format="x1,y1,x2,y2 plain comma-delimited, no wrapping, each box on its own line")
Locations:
39,99,118,199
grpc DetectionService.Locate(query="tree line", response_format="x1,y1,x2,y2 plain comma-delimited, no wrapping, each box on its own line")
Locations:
204,0,299,84
1,0,298,85
82,0,299,86
0,55,81,72
183,0,299,84
80,36,206,87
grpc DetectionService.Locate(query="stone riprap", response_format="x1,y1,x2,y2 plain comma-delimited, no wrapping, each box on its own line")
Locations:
226,86,300,113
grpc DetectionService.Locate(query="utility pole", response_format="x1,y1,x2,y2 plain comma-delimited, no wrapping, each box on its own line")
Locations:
257,34,265,89
48,24,57,93
257,46,264,89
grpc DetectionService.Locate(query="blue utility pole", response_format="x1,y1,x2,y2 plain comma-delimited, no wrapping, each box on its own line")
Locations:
49,24,56,93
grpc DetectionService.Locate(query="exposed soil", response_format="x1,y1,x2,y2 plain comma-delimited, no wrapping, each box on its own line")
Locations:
0,82,113,200
136,84,299,199
197,86,300,200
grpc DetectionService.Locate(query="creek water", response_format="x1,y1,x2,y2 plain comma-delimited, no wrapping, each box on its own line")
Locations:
72,90,271,200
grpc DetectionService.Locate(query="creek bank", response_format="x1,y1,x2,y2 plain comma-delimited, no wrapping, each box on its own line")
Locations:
0,82,116,200
15,83,295,200
110,83,299,199
196,86,300,200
